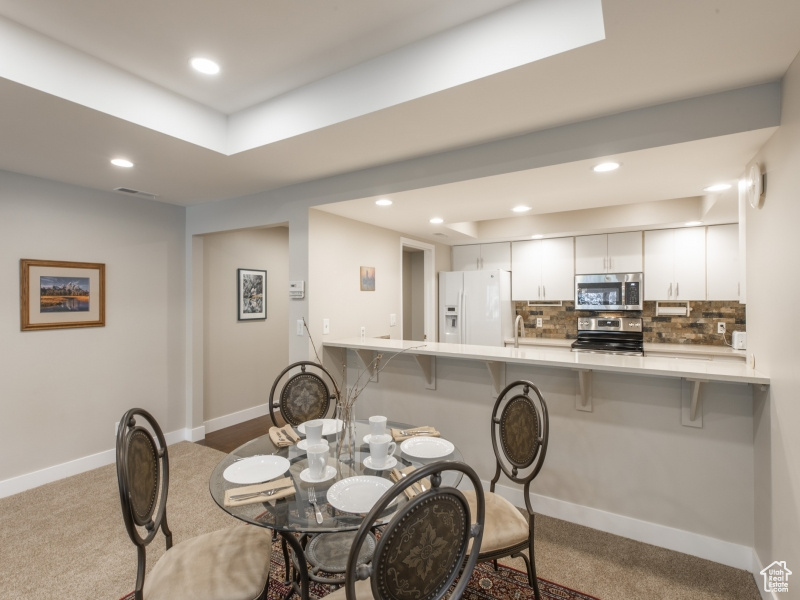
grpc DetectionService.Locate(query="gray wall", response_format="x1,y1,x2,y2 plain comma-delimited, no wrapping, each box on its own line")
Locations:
748,51,800,581
0,171,185,482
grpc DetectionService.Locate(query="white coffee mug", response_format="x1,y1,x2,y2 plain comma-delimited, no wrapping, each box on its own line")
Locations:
368,434,396,468
368,415,387,438
307,442,329,480
304,419,324,445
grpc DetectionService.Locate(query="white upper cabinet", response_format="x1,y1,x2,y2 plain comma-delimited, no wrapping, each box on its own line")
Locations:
452,242,510,271
644,227,706,301
575,232,643,274
511,237,574,301
706,224,739,301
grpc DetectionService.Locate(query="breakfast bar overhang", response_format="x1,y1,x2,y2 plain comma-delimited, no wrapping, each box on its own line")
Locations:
324,338,769,428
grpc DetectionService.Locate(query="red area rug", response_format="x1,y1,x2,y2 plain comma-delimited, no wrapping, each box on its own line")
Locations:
119,540,599,600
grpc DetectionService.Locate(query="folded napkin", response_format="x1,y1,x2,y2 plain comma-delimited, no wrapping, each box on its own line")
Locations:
224,476,296,507
269,425,301,447
390,466,431,499
390,426,440,442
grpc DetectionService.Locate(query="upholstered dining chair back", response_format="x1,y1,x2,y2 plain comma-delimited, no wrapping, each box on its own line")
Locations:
268,360,340,427
489,379,549,496
116,408,272,600
329,461,485,600
116,408,172,596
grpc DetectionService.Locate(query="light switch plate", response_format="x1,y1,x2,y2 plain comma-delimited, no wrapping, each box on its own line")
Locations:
296,319,304,336
390,314,397,327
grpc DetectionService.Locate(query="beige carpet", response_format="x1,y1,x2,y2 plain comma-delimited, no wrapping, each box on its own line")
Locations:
0,441,761,600
0,442,238,600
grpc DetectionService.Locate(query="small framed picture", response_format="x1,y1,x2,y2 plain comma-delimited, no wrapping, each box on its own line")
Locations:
360,266,375,291
238,268,267,321
20,259,105,331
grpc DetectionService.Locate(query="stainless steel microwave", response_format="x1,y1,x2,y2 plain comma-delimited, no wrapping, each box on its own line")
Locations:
575,273,643,311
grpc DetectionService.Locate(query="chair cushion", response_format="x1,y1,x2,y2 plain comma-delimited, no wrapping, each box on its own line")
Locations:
321,578,374,600
143,526,272,600
463,490,529,555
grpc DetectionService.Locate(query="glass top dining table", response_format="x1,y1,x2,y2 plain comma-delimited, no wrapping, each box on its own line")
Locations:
209,418,464,535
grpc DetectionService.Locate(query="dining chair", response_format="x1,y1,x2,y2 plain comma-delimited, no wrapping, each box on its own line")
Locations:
462,380,549,600
116,408,273,600
321,460,485,600
268,361,340,427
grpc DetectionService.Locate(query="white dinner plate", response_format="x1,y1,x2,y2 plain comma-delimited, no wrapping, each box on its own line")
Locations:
400,436,455,459
299,465,337,483
223,455,291,484
327,476,393,514
297,419,343,437
363,455,397,470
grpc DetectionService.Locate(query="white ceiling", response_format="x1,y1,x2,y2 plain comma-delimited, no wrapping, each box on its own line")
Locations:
1,0,800,242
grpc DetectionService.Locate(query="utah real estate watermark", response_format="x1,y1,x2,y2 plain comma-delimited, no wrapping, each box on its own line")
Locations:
760,561,792,594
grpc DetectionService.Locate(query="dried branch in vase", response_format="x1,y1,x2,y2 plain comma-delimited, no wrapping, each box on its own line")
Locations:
301,318,425,463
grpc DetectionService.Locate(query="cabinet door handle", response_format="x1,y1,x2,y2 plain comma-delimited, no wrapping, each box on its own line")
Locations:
609,257,613,271
538,285,541,299
676,282,680,298
668,283,672,299
603,257,606,270
543,285,546,299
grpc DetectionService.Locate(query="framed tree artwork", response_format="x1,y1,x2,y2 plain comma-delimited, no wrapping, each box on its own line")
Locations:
238,268,267,320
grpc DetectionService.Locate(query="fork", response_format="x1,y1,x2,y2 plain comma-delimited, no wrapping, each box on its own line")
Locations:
399,428,433,436
308,487,323,524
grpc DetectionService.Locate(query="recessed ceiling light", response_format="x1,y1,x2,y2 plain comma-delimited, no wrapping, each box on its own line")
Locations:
531,234,543,239
685,221,703,227
375,199,392,206
190,57,220,75
702,183,732,192
111,158,134,168
512,205,531,213
593,162,620,172
429,217,444,224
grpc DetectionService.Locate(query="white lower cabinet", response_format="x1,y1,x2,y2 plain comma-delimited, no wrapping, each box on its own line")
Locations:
644,227,706,301
511,237,574,301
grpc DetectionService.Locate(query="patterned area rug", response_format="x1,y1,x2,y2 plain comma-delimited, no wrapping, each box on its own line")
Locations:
119,539,599,600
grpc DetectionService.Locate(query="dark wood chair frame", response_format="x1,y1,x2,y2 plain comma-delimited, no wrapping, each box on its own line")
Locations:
116,407,270,600
485,380,549,600
268,360,340,427
339,460,486,600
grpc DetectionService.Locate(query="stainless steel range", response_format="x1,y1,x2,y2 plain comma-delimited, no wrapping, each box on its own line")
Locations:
571,317,644,356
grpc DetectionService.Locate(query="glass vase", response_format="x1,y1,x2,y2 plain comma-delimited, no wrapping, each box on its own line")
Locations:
335,400,357,468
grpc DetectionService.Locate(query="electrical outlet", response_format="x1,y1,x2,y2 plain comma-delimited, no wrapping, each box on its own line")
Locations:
360,326,366,340
536,318,543,327
390,313,397,327
323,318,330,334
717,322,726,334
297,319,304,336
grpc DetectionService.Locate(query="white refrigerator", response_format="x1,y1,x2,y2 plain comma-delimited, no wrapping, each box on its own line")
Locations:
439,270,513,346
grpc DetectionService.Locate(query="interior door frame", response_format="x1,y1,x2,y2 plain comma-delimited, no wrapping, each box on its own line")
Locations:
400,238,436,342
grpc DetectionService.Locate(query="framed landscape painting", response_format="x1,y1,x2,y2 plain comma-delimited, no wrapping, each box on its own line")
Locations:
360,266,375,291
20,259,105,331
238,268,267,321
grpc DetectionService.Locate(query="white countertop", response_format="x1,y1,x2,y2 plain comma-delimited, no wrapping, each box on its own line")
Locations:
504,337,747,360
324,338,768,386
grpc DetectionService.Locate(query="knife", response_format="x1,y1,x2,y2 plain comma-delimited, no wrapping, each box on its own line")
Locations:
229,484,294,501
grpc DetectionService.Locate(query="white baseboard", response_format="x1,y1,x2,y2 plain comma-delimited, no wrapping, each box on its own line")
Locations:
0,427,192,499
491,481,754,571
203,403,269,434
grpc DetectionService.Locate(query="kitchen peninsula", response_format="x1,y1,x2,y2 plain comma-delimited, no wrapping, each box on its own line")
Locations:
323,337,768,572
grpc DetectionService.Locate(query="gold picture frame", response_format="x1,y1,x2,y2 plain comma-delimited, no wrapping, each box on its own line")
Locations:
20,259,106,331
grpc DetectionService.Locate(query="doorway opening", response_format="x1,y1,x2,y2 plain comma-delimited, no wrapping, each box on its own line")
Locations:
400,238,435,342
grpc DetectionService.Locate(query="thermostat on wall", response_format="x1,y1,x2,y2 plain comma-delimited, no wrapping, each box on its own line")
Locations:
289,281,305,299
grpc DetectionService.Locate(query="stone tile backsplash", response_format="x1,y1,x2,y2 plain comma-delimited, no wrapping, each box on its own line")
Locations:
515,300,746,346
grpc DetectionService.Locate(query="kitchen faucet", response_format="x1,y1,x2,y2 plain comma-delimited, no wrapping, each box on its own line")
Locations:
514,314,524,348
